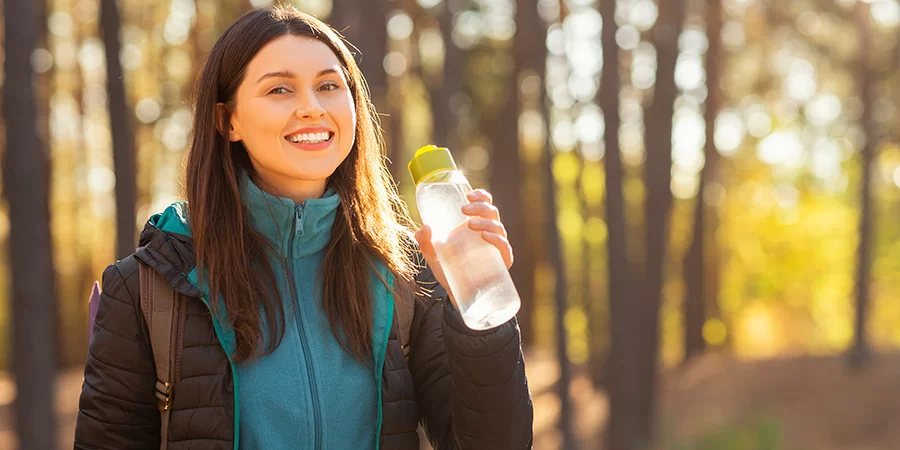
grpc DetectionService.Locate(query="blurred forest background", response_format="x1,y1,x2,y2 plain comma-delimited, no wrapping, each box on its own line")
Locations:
1,0,900,448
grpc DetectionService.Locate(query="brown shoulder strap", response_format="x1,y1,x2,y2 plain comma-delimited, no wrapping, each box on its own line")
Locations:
138,263,176,450
397,288,414,360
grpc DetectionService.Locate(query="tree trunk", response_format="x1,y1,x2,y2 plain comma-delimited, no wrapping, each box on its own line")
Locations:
101,0,137,259
2,0,58,446
599,0,643,446
849,1,875,369
683,0,723,365
332,0,399,175
74,60,93,362
331,0,390,111
638,0,687,445
511,0,573,446
487,0,538,349
429,0,462,150
35,0,64,368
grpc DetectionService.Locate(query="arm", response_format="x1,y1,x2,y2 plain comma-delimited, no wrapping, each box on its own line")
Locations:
408,264,533,450
75,259,160,450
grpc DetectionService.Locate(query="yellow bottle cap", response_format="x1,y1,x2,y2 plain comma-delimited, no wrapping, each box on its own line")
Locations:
408,145,457,186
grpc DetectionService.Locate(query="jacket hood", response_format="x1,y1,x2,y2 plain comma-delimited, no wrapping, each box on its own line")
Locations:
134,201,200,298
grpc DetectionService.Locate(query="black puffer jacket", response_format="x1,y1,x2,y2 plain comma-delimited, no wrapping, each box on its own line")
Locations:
75,221,533,449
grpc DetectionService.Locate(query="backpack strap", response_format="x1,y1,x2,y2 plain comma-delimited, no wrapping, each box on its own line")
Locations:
138,263,179,450
396,288,414,360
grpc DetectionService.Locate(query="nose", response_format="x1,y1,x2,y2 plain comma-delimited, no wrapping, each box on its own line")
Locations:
295,91,326,121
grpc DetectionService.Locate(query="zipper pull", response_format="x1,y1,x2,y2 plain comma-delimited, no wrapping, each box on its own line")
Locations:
295,204,304,237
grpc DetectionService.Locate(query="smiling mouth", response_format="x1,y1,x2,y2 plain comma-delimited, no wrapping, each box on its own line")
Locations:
285,131,334,144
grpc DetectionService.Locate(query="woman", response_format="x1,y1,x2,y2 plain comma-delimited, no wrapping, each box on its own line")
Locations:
75,5,532,450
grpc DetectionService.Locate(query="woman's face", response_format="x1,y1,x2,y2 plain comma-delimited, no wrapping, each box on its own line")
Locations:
226,34,356,199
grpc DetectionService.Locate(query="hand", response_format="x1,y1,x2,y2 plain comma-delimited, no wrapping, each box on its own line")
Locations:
414,189,514,307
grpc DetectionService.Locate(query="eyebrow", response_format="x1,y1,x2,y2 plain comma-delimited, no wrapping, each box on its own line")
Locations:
255,68,340,84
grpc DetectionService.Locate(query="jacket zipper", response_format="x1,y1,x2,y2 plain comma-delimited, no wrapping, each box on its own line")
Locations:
289,204,322,450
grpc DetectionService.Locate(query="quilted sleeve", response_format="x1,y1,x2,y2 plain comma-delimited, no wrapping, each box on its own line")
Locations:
407,262,533,449
74,258,161,449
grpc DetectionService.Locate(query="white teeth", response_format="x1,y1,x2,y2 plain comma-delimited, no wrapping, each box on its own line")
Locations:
287,132,331,143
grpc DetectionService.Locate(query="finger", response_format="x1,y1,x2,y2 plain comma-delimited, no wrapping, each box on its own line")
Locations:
415,225,437,258
481,231,514,269
467,189,494,205
461,202,500,221
467,218,507,238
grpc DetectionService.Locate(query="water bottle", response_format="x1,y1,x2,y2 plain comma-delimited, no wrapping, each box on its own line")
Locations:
408,145,521,330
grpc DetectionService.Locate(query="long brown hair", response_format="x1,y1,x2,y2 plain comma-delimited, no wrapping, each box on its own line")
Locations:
185,5,417,363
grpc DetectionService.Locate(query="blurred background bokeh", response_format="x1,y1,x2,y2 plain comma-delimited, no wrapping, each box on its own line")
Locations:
1,0,900,448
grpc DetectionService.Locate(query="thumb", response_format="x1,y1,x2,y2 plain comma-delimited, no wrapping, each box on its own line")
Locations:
415,225,436,257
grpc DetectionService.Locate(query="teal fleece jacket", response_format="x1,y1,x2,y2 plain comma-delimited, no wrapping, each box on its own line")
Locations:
150,177,394,450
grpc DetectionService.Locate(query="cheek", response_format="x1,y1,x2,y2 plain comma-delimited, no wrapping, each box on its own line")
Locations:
347,108,357,140
238,103,285,142
339,97,356,148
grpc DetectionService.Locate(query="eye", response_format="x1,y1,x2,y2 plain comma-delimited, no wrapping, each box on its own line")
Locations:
267,86,291,95
318,81,340,92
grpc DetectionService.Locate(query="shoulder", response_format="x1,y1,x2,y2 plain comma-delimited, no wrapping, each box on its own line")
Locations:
103,254,142,305
94,254,148,345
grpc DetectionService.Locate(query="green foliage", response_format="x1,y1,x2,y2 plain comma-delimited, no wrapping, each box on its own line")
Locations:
663,417,786,450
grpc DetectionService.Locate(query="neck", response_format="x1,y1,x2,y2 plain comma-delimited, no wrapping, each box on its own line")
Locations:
251,170,327,204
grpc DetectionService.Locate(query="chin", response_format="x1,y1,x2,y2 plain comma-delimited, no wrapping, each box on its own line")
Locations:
284,166,339,182
286,157,345,178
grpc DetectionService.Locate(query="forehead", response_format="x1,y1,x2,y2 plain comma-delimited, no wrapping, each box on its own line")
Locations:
245,34,343,79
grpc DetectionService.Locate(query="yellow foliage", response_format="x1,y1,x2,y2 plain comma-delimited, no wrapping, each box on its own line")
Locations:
558,208,584,242
580,162,605,207
703,319,728,346
715,171,859,357
564,306,588,334
584,217,608,247
734,302,785,358
552,152,580,185
565,307,589,365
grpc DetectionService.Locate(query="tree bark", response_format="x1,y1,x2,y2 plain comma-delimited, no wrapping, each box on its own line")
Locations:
36,0,64,368
331,0,390,111
849,1,875,369
510,0,574,446
73,35,93,363
2,0,58,446
683,0,723,365
599,0,643,446
429,0,462,150
638,0,687,445
101,0,137,259
332,0,399,176
486,0,538,348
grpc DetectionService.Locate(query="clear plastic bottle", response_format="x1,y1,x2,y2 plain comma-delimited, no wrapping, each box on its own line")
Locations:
409,145,521,330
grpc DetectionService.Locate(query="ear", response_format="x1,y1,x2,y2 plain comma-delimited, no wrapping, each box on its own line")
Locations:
216,103,241,142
